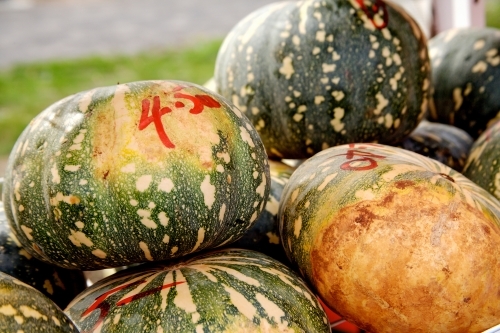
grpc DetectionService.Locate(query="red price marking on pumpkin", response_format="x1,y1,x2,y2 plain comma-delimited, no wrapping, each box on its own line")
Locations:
138,90,221,148
82,279,185,333
355,0,389,29
334,144,386,171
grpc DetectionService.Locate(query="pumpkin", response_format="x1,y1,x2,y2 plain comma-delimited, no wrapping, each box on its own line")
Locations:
230,159,296,264
64,248,331,333
463,119,500,200
215,0,431,159
397,119,474,172
428,27,500,138
0,198,87,309
2,80,270,270
0,270,79,332
279,143,500,332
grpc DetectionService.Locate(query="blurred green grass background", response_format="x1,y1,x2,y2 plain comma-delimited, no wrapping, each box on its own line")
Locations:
0,1,500,157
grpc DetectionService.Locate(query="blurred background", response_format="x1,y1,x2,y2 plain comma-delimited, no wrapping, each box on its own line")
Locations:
0,0,500,175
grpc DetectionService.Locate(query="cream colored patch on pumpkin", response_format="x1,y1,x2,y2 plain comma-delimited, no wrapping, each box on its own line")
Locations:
139,241,153,261
68,229,93,247
136,175,153,192
0,304,17,316
21,225,34,241
78,89,94,113
92,249,107,259
200,175,216,209
279,56,295,79
472,61,488,73
43,279,54,295
374,92,389,115
266,195,279,215
191,228,206,253
20,305,46,320
294,215,302,238
173,270,199,322
137,209,157,229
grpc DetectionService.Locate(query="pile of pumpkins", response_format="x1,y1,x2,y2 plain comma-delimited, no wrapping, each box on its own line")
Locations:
1,0,500,332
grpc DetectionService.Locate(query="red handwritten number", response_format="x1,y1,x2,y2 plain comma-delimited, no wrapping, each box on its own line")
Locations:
82,280,185,333
138,89,221,148
335,144,386,171
355,0,389,29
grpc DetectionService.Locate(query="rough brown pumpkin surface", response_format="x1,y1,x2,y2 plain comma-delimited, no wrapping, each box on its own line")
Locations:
311,181,500,333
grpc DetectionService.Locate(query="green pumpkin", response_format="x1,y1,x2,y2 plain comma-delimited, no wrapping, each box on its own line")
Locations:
428,27,500,138
279,143,500,332
0,271,79,332
230,160,296,264
2,80,270,270
215,0,430,159
65,248,330,333
397,120,474,172
463,119,500,200
0,199,87,309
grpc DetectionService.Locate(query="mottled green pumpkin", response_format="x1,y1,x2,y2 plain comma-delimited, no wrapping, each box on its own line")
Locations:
2,80,270,270
215,0,431,159
230,160,296,264
0,271,79,332
279,143,500,332
428,27,500,138
463,119,500,200
65,248,330,333
397,119,473,172
0,199,87,309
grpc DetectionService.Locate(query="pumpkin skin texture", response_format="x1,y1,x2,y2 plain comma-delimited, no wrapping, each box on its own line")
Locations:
230,160,296,264
0,199,87,309
279,143,500,333
0,271,80,332
463,119,500,200
2,80,270,270
397,119,474,172
215,0,431,159
428,27,500,138
64,248,331,333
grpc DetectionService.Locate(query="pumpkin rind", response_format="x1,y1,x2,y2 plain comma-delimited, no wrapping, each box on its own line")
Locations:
215,0,431,159
279,143,500,332
428,27,500,138
2,80,270,270
463,119,500,200
0,199,87,309
0,271,79,332
65,248,330,333
397,119,474,172
230,160,296,264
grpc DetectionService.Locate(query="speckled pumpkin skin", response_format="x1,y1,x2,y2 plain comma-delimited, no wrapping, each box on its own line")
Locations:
428,27,500,138
2,80,270,270
65,248,330,333
463,119,500,201
397,120,474,172
215,0,431,159
0,200,87,309
230,160,296,264
0,271,79,332
279,143,500,333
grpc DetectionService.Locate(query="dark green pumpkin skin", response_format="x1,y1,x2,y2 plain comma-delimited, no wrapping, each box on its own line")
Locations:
215,0,431,159
0,271,79,333
463,119,500,200
0,200,87,309
65,248,330,333
230,160,296,264
2,80,270,270
398,120,474,172
428,27,500,138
